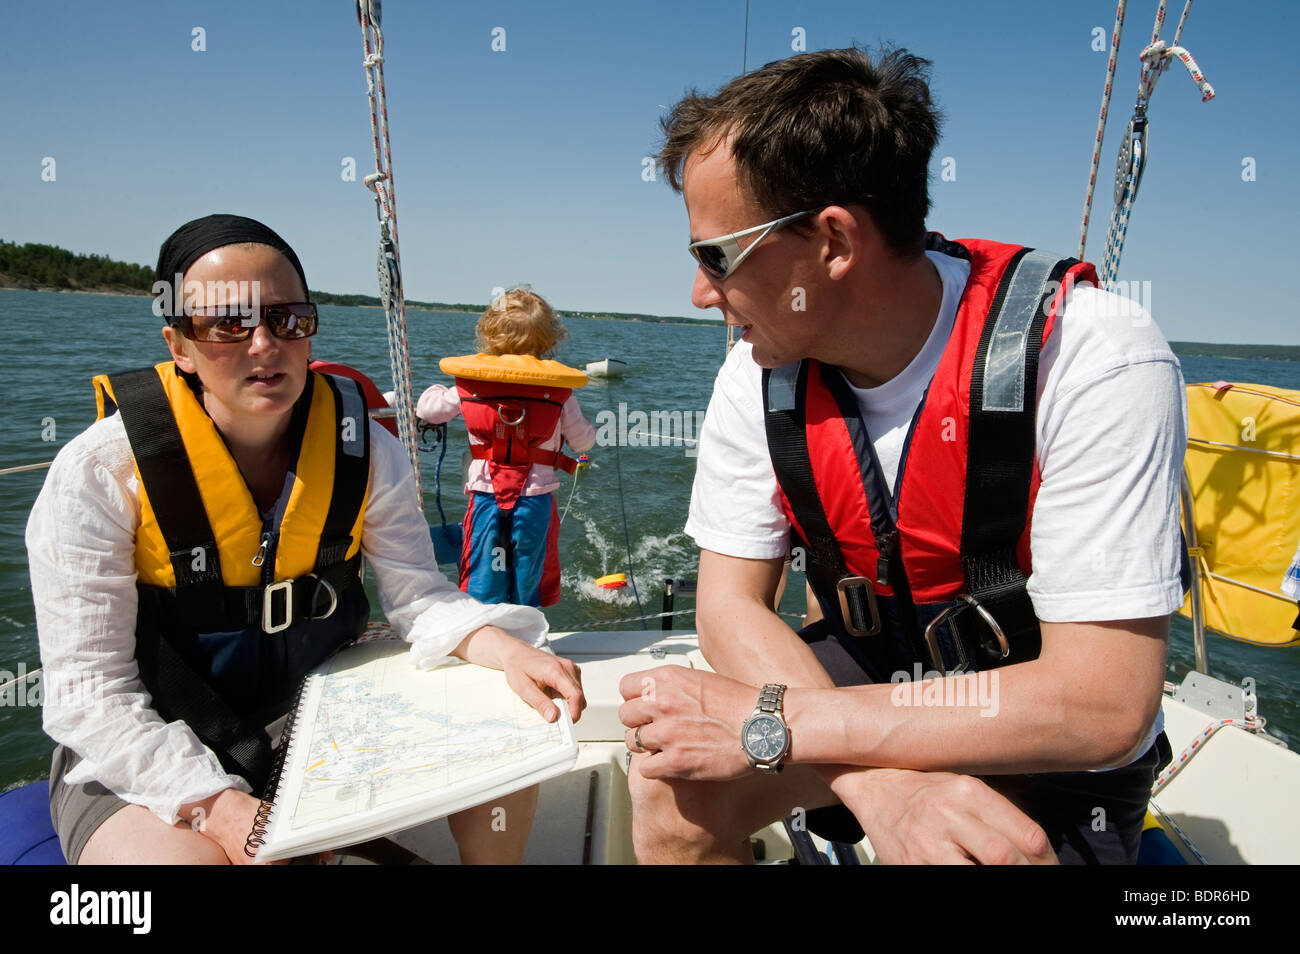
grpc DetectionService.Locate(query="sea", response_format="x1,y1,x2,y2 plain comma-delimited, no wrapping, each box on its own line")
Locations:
1,287,1298,793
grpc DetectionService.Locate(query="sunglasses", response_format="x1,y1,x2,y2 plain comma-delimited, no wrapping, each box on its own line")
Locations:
687,208,821,280
176,302,319,342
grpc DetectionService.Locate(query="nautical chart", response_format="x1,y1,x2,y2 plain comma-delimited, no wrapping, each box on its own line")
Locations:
282,639,573,833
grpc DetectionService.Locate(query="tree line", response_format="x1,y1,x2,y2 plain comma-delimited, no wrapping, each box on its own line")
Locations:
0,240,154,291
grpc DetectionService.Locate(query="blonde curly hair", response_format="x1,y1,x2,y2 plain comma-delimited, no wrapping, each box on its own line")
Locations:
476,287,567,357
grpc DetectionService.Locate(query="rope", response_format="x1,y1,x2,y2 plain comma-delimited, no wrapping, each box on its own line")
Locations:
583,609,688,627
623,429,699,448
558,462,581,525
1147,798,1209,864
357,0,422,502
1085,1,1214,284
573,607,806,628
609,415,645,627
0,667,40,694
1150,713,1261,796
0,461,52,476
418,421,457,530
1077,0,1127,260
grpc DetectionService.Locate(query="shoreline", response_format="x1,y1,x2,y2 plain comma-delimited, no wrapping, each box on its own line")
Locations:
1,286,1291,343
0,284,711,327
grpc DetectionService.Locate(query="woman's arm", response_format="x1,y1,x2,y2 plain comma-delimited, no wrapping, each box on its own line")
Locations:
362,426,583,718
28,417,252,829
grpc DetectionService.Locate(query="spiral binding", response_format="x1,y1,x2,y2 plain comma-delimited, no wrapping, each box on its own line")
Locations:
244,670,314,859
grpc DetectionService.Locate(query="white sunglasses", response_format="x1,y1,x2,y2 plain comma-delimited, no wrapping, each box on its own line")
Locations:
687,208,821,279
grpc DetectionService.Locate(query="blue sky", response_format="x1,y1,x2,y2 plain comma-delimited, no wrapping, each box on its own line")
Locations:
1,0,1295,344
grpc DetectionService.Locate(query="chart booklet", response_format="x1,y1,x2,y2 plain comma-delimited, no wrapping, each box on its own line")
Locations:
248,638,578,862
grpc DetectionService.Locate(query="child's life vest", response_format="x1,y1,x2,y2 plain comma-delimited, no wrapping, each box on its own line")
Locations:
439,354,589,511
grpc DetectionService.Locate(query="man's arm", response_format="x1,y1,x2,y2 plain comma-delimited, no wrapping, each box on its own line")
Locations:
695,548,835,690
691,546,1057,863
698,548,1166,774
784,617,1168,774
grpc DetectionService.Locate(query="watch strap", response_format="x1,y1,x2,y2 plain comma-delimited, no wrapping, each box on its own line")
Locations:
756,683,787,716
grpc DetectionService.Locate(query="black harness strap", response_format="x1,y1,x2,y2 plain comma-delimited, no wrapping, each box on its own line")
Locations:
958,249,1079,667
317,374,371,569
136,632,276,791
763,362,878,639
108,368,226,628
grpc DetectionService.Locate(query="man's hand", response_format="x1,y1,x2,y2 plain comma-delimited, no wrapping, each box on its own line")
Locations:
832,767,1058,865
618,666,755,781
500,637,585,723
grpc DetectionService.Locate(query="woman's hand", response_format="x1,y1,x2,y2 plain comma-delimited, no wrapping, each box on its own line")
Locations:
456,625,585,723
617,666,755,781
500,638,586,723
180,788,334,865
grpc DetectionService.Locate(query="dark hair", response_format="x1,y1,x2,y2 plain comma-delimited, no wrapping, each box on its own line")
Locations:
657,47,941,255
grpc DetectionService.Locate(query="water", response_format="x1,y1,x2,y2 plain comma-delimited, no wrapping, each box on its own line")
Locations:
2,288,1298,792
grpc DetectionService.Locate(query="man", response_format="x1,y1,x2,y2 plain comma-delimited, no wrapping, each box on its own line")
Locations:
619,47,1185,864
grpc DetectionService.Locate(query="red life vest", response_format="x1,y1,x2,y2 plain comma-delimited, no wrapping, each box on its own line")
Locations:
455,378,578,510
763,236,1098,677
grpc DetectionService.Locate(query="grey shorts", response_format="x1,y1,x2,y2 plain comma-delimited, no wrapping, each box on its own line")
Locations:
48,744,131,865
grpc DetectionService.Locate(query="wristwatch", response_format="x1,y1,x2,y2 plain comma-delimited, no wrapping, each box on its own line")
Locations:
741,684,791,774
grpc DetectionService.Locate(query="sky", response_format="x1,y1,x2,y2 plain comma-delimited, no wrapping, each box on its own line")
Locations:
1,0,1296,344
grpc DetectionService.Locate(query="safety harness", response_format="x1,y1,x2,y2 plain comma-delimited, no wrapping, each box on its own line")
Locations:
763,237,1091,677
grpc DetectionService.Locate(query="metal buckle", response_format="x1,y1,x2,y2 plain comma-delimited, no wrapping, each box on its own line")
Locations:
262,579,293,634
836,576,881,637
497,404,526,426
923,594,1011,674
306,574,339,621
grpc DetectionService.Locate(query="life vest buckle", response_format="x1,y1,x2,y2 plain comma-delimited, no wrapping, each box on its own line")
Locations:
923,594,1011,674
262,579,294,634
305,574,339,621
836,576,881,637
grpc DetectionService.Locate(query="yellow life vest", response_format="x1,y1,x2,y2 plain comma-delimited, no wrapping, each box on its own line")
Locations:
92,361,368,588
439,353,588,388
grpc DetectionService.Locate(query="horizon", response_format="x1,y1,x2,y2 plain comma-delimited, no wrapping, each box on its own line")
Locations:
1,2,1296,345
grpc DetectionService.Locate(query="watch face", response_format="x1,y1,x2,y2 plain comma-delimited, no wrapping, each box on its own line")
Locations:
743,714,788,761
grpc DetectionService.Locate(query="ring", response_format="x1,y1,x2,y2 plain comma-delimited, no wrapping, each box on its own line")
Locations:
633,726,646,753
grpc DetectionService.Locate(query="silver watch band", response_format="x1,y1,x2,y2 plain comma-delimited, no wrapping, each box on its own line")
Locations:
756,684,786,715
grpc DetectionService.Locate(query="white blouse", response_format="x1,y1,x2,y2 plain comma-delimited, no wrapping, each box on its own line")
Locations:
27,413,548,826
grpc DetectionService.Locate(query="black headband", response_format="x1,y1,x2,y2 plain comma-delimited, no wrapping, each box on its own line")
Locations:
155,213,308,318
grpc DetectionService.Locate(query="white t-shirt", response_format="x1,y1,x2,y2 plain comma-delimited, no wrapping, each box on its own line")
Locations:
685,248,1187,756
27,414,549,827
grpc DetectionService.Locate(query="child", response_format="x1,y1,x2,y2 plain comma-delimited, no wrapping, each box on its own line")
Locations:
418,288,596,607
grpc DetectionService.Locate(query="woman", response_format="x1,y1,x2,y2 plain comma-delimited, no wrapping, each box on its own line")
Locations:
27,214,583,864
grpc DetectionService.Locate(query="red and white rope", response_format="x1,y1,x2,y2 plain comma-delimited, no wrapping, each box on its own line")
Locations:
1078,0,1128,261
1151,713,1262,797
